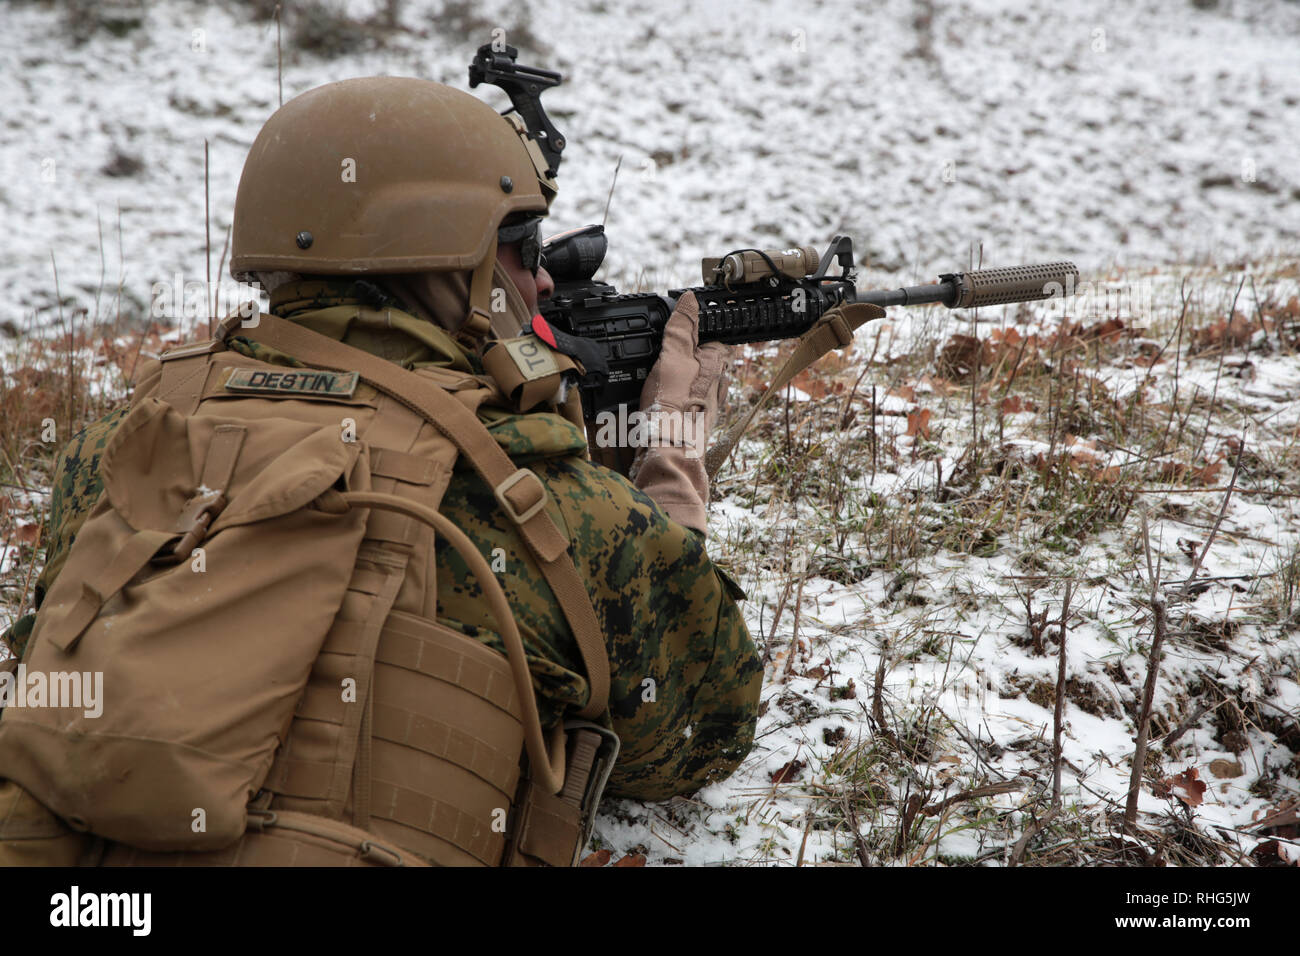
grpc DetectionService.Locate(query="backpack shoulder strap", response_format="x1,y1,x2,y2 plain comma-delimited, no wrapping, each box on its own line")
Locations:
232,313,610,720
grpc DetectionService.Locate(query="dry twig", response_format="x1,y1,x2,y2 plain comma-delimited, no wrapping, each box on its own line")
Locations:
1126,515,1168,831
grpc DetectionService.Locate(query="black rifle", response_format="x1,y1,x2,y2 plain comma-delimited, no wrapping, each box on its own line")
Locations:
470,44,1079,424
539,224,1078,423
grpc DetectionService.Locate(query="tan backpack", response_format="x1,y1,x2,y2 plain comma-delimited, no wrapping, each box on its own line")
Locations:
0,310,615,866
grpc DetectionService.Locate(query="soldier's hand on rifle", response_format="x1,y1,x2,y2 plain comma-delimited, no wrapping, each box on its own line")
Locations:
629,291,730,535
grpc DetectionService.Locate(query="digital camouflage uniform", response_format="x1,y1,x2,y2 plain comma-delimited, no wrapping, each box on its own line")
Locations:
2,281,763,801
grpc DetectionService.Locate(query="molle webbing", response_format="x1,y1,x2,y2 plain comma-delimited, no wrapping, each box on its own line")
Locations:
365,613,527,865
270,606,528,866
149,341,537,865
270,486,572,866
263,546,408,819
175,328,603,866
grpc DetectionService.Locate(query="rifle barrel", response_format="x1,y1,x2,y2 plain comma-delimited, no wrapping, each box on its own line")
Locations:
857,261,1078,310
856,282,954,309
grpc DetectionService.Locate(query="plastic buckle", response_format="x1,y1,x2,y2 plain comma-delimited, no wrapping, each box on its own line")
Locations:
561,720,621,864
494,468,548,525
170,489,226,559
462,307,493,337
216,302,259,339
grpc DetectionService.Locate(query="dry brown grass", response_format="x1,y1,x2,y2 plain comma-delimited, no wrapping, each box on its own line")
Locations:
709,257,1300,865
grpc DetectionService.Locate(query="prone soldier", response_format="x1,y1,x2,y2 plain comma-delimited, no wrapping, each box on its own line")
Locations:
0,74,762,866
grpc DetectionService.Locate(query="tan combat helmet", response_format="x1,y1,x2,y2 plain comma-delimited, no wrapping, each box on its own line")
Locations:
231,76,557,332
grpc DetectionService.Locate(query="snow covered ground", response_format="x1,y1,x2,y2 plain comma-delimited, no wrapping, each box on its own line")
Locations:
2,0,1298,328
1,0,1298,866
590,261,1300,865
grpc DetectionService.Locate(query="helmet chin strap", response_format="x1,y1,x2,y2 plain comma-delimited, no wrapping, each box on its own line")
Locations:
487,262,533,339
460,231,499,343
460,231,539,347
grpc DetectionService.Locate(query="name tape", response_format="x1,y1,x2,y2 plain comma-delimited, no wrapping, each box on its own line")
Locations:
224,367,359,398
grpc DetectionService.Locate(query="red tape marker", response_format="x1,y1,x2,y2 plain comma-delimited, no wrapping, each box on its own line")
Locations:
531,313,558,348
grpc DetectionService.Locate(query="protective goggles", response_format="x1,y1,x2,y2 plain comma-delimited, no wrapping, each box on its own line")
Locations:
497,217,544,276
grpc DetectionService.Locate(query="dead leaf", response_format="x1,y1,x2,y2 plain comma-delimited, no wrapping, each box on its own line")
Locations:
1208,758,1243,779
1082,317,1126,341
770,758,806,785
1000,395,1035,415
987,328,1040,376
937,334,990,381
804,665,826,680
1162,767,1207,808
1156,460,1187,483
905,408,932,439
791,370,832,401
1193,314,1261,352
580,849,611,867
1251,800,1300,838
612,853,646,867
1046,322,1082,350
1251,839,1300,867
13,522,40,545
1223,730,1249,754
888,384,916,403
1194,460,1224,485
1271,295,1300,321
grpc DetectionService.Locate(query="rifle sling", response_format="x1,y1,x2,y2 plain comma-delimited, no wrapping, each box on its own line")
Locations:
704,302,885,479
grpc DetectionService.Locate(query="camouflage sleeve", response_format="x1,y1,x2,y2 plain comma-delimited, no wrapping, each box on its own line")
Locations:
39,406,130,595
4,406,132,660
598,516,762,802
0,615,34,660
433,411,762,802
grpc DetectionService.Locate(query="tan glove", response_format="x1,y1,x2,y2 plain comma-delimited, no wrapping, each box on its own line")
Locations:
629,292,730,534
